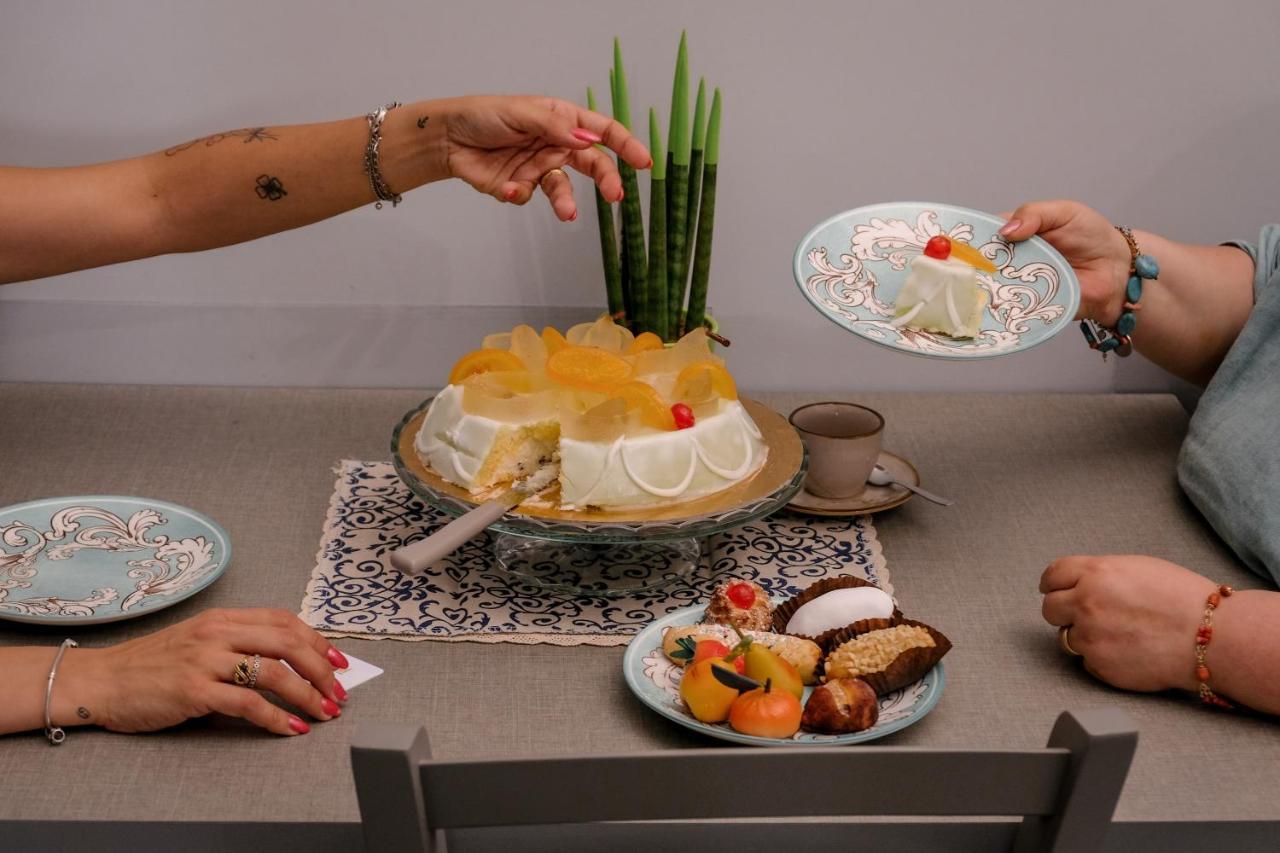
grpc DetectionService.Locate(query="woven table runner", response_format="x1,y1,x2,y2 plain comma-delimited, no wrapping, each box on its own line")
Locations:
299,460,891,646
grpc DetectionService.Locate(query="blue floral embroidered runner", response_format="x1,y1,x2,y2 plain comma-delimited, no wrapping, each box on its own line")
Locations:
300,461,890,645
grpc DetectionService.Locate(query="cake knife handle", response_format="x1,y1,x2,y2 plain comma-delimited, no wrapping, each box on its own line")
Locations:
388,494,516,574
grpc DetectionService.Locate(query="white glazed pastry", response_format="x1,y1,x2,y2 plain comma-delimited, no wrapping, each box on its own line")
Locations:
784,586,895,637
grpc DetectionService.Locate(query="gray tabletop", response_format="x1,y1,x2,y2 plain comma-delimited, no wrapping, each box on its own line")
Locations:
1,384,1276,832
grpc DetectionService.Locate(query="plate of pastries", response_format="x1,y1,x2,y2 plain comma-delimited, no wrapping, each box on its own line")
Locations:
623,576,949,746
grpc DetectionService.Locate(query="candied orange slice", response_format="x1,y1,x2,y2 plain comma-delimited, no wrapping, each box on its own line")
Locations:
946,238,998,274
673,361,738,402
448,349,526,385
628,332,666,354
610,381,677,431
541,326,568,355
546,345,634,392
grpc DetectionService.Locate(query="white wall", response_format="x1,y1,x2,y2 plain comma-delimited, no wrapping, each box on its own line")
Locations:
2,0,1276,391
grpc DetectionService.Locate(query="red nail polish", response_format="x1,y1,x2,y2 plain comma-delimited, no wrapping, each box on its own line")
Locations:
327,647,349,669
503,187,517,201
320,698,341,717
571,128,603,144
333,680,348,702
288,715,310,735
645,158,654,169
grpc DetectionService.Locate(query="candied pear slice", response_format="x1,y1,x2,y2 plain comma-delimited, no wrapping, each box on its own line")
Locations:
481,331,513,351
560,396,628,442
509,324,549,373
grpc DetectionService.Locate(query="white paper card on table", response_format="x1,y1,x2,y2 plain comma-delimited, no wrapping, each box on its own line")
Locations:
333,653,383,691
282,653,383,691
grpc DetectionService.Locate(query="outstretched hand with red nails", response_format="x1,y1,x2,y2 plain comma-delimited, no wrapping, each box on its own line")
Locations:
433,95,651,222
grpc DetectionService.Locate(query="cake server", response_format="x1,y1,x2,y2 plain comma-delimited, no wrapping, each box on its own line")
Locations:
388,466,558,574
868,464,954,506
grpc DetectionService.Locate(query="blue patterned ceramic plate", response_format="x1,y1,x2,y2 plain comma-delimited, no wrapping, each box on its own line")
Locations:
623,602,945,747
793,201,1080,359
0,496,231,625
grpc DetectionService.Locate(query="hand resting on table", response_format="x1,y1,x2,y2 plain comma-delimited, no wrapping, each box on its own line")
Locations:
1,608,348,737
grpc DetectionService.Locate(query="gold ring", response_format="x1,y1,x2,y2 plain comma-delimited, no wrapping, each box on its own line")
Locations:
539,168,568,191
233,656,252,686
232,654,262,688
1058,626,1083,657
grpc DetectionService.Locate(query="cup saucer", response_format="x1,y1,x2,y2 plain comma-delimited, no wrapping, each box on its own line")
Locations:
786,450,919,517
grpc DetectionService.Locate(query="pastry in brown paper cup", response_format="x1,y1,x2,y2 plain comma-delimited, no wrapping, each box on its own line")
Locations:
819,616,901,653
822,619,951,696
771,576,902,649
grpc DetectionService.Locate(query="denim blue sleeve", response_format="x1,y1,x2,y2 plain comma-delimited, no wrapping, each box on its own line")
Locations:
1178,225,1280,585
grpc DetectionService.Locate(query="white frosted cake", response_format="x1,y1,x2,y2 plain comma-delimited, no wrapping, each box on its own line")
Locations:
892,236,992,339
415,317,768,510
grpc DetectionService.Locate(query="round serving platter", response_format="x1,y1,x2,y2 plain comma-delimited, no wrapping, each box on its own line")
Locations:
793,201,1080,360
623,602,945,747
0,495,231,625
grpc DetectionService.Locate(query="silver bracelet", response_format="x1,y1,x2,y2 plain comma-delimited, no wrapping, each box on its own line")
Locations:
364,101,403,209
44,638,78,745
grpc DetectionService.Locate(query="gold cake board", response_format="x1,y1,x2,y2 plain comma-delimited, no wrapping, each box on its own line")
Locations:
396,397,804,524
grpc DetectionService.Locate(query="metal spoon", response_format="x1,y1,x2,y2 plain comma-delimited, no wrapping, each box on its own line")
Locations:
867,464,954,506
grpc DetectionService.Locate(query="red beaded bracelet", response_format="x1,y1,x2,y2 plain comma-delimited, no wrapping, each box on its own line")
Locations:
1194,584,1234,709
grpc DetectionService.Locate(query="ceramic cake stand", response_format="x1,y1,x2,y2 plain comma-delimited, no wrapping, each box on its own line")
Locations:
390,397,806,597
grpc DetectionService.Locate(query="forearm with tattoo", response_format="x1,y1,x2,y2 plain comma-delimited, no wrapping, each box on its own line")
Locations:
0,100,450,284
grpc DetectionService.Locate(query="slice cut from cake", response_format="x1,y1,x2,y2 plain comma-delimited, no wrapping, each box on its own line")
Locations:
415,318,769,510
892,235,992,339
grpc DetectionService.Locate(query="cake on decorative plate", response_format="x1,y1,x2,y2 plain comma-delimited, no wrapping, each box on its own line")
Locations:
416,317,768,510
892,235,996,339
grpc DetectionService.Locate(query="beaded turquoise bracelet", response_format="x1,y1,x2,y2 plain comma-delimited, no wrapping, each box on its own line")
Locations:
1080,225,1159,358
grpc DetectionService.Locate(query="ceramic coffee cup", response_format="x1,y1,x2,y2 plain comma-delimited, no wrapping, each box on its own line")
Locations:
788,402,884,499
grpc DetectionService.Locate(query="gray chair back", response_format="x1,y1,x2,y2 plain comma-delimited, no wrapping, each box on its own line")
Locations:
350,708,1135,853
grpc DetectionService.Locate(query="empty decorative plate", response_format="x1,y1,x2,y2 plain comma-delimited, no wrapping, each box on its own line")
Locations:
793,202,1080,359
0,496,231,625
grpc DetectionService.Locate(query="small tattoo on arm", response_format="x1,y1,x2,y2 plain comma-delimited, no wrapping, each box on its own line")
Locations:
76,707,91,719
165,127,279,157
416,116,429,129
254,174,288,201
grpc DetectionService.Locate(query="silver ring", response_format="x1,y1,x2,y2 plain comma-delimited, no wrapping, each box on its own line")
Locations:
1058,626,1083,657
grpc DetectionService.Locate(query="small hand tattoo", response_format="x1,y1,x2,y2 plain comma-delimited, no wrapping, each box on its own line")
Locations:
76,707,91,719
165,127,278,157
416,116,429,129
255,174,288,201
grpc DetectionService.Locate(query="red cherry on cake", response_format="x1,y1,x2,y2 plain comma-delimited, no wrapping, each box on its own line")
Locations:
923,235,952,260
726,582,756,609
672,403,695,430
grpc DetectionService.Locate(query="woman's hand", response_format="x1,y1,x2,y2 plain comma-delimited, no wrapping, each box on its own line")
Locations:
999,200,1133,324
429,95,652,221
1039,555,1215,693
58,608,349,735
